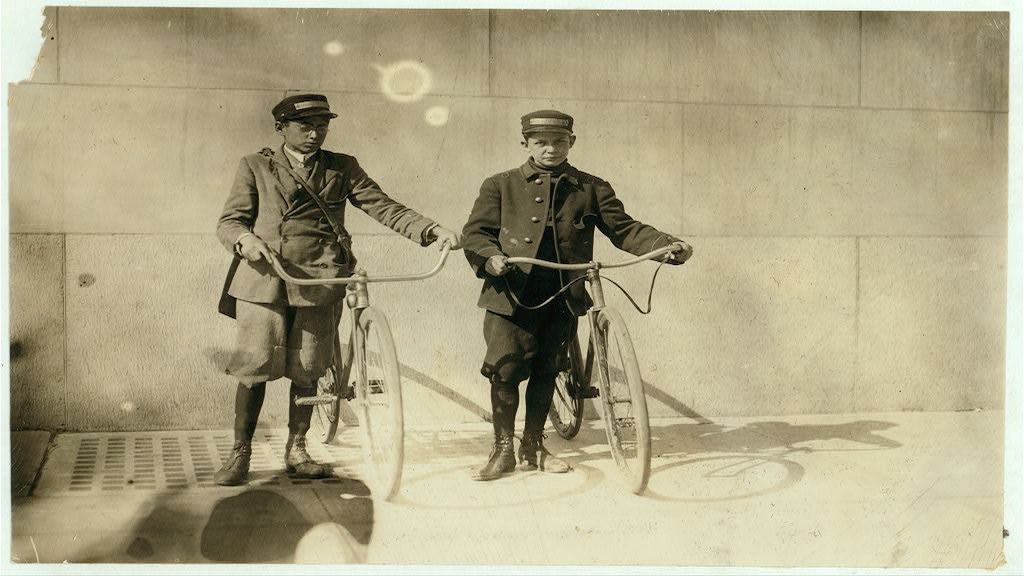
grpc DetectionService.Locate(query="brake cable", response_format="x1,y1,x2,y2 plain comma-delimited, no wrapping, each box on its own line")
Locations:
508,274,588,311
602,259,667,315
508,259,668,315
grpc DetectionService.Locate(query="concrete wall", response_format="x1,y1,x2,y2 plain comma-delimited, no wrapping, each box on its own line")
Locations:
8,8,1008,430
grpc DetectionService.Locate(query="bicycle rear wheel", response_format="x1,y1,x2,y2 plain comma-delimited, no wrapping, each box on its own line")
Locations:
353,306,404,501
548,334,585,440
312,335,348,444
594,308,651,495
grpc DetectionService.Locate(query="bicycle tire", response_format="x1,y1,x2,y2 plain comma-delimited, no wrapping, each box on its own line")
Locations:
548,335,585,440
354,306,405,501
312,335,346,444
594,308,651,495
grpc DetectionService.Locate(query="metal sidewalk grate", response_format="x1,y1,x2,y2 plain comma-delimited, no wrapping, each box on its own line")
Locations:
35,429,366,496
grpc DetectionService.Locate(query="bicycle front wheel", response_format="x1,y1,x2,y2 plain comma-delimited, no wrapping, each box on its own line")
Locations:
594,308,651,495
548,334,585,439
354,306,404,501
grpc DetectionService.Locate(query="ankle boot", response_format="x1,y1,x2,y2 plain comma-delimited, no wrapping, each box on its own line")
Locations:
214,441,252,486
518,431,571,473
472,433,516,481
284,434,333,479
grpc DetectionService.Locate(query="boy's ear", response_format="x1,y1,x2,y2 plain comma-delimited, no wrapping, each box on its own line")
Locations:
568,134,577,148
521,138,530,151
274,121,285,134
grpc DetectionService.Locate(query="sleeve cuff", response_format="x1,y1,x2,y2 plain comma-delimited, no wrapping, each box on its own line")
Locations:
234,232,255,256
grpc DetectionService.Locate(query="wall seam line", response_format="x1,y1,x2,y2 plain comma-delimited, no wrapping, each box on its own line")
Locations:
62,234,69,430
12,232,1009,239
184,8,191,90
853,235,861,413
486,9,495,97
858,11,863,108
16,80,1010,116
680,102,686,237
55,7,61,84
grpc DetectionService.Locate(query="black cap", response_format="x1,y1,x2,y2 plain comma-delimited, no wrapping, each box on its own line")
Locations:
272,94,338,122
521,109,573,135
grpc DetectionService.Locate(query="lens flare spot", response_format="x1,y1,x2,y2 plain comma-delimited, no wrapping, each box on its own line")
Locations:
375,60,432,103
323,41,344,56
424,105,450,127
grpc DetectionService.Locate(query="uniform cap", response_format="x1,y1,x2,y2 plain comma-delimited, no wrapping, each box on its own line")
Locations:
272,94,338,122
521,109,573,135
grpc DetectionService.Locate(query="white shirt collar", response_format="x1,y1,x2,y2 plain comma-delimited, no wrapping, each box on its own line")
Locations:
282,145,315,167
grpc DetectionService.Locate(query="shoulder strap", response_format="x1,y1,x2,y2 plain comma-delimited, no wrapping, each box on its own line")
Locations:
276,155,348,242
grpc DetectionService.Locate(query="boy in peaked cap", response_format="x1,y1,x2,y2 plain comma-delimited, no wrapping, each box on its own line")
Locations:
462,109,692,481
214,94,460,486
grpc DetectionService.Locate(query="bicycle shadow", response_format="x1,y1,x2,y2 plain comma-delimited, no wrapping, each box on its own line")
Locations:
652,418,901,502
554,414,901,503
651,418,902,456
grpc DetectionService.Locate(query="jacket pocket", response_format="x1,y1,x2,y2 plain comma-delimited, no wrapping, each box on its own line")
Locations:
572,212,599,230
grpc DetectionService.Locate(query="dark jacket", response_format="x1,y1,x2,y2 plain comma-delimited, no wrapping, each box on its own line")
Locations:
463,161,680,316
217,145,435,313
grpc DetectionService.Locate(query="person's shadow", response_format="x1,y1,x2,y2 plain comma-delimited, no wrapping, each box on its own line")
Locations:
101,475,373,563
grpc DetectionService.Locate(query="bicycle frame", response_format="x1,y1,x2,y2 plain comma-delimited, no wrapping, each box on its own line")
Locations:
266,244,452,405
508,242,679,387
264,243,452,500
507,242,684,493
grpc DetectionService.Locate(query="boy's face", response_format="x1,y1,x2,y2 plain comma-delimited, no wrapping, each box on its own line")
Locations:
523,131,575,168
277,116,331,154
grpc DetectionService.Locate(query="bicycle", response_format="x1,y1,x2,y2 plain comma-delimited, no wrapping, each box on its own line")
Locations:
507,242,688,495
265,244,452,501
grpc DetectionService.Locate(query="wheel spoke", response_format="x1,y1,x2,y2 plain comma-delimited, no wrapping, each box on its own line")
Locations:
596,309,651,495
355,308,404,501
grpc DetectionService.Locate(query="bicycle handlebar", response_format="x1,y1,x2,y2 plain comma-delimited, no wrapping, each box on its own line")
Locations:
265,243,452,285
506,243,683,271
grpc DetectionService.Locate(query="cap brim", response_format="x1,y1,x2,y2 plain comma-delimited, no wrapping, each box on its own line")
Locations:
285,109,338,120
523,127,572,136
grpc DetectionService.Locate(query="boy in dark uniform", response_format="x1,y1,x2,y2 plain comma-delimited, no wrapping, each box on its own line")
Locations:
462,110,692,481
215,94,460,485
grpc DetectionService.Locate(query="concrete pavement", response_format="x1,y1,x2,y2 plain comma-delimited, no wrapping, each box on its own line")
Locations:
8,410,1007,569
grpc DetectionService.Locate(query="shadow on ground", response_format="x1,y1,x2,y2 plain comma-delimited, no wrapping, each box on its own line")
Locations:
68,477,373,563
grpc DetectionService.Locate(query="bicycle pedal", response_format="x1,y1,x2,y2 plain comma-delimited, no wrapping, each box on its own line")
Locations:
615,417,636,429
368,378,385,394
580,386,600,399
293,394,338,406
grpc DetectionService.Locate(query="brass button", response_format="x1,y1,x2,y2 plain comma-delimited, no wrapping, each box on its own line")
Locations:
531,216,540,223
524,237,533,243
535,179,544,185
318,263,329,268
534,197,543,203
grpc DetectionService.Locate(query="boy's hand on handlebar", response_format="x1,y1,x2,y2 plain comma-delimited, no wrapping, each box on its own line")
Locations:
485,254,511,276
239,234,273,263
430,226,462,250
664,241,693,265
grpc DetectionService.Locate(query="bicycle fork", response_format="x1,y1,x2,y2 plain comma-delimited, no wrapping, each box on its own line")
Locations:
585,269,637,448
293,273,370,408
